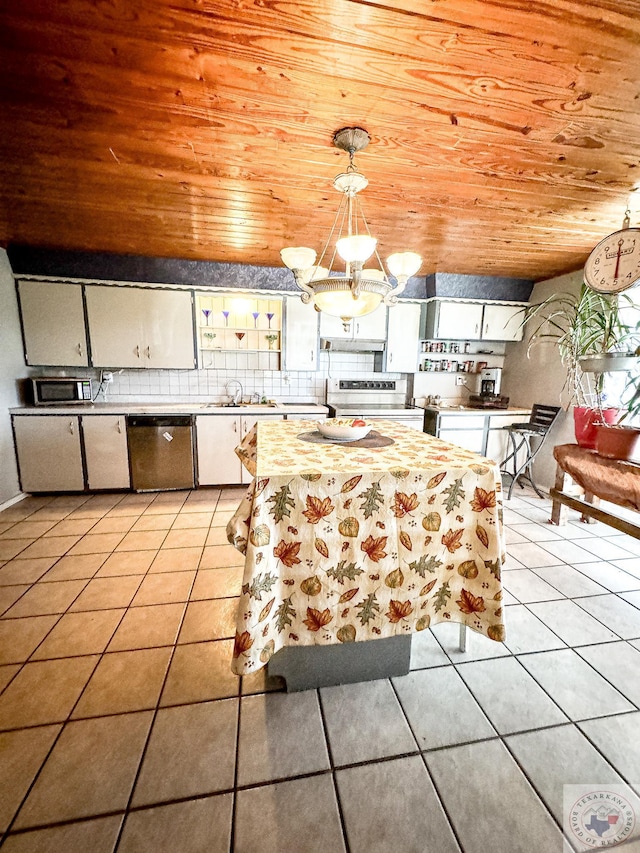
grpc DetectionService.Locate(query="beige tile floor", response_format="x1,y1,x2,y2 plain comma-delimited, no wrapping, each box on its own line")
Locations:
0,485,639,852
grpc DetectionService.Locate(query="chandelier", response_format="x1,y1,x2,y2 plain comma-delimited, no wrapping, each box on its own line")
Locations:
280,127,422,326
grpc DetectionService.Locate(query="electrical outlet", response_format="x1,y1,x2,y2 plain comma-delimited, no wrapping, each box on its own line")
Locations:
102,372,114,383
456,376,466,386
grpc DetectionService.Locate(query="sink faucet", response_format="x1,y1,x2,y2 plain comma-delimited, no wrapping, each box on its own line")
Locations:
225,379,243,405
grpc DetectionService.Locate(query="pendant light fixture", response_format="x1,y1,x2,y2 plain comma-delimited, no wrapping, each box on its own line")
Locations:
280,127,422,327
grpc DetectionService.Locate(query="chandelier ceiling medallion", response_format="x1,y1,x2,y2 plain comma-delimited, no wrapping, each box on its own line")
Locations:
280,127,422,326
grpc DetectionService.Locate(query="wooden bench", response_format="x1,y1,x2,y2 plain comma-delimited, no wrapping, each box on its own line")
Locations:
550,444,640,540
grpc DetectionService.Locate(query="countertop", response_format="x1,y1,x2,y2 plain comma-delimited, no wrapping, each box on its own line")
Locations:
421,404,532,416
10,402,329,416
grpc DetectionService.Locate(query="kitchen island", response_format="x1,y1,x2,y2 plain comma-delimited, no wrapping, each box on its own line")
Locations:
227,419,506,690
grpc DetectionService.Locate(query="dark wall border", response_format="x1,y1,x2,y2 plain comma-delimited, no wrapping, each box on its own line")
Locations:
7,245,533,301
425,273,534,302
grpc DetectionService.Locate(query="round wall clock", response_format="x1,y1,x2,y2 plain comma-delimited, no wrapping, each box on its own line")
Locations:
584,227,640,293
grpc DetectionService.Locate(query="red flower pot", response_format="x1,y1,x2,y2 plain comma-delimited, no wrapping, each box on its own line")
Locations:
573,406,619,449
595,424,640,462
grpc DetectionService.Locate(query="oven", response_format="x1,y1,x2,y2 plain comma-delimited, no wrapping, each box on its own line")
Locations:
326,379,425,430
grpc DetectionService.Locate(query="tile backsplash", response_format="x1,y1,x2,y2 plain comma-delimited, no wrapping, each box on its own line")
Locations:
40,352,398,405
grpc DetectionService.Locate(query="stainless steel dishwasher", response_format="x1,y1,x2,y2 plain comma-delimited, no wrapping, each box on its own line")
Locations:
127,415,195,491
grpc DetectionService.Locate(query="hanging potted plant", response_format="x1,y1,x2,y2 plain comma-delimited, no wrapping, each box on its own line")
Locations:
594,365,640,461
518,284,637,448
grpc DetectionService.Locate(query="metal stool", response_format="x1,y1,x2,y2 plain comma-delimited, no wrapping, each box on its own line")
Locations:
500,404,561,499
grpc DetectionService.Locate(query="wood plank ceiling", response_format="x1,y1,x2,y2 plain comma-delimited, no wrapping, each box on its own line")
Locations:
1,0,640,283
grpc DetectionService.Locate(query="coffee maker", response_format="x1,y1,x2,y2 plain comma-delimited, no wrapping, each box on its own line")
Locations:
480,367,502,397
469,367,508,408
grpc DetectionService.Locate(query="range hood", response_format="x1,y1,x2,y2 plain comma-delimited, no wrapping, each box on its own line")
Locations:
320,338,385,352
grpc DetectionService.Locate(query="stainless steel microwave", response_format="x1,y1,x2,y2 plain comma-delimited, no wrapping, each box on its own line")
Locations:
32,377,92,405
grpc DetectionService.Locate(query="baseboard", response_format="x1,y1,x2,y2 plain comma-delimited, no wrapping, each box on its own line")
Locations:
0,492,28,513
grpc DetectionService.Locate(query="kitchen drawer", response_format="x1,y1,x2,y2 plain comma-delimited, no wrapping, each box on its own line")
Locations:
440,414,486,430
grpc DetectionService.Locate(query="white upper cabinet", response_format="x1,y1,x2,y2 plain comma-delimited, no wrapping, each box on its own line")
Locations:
319,304,387,340
481,303,525,342
86,286,196,369
386,303,420,372
429,301,484,340
424,300,526,341
352,306,387,339
318,312,352,339
18,280,89,367
283,296,319,371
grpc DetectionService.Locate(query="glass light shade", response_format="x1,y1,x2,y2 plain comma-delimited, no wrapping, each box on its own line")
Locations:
314,287,382,318
386,251,422,279
280,246,316,270
361,268,387,281
310,266,330,281
336,235,377,264
299,265,330,285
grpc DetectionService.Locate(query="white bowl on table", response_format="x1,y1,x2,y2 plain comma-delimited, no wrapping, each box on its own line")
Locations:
317,418,372,442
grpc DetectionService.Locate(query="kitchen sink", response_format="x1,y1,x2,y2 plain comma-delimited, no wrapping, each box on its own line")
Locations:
203,402,277,408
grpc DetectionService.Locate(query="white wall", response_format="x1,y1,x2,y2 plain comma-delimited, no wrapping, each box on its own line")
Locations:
0,249,27,504
501,270,584,490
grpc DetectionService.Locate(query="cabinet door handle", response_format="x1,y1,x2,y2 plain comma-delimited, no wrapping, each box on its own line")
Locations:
146,346,151,359
77,343,83,356
135,345,140,358
69,420,74,435
388,352,393,364
116,419,122,434
474,323,479,334
310,349,314,363
233,421,237,432
484,323,489,336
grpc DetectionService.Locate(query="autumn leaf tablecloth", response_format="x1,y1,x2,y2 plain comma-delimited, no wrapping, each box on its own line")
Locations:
227,419,506,674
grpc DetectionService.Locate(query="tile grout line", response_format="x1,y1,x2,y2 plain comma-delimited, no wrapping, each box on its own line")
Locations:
388,675,468,852
316,688,352,853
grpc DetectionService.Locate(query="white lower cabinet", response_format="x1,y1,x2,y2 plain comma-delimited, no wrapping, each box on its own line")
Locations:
13,415,84,492
196,415,243,485
438,414,486,454
439,428,485,454
82,416,130,490
426,410,531,460
196,414,285,485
